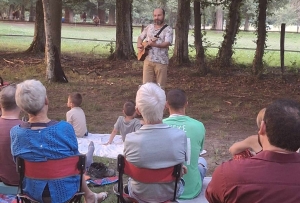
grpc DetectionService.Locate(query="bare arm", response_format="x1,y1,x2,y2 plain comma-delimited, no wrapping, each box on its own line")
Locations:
229,135,262,155
147,40,171,48
104,128,118,145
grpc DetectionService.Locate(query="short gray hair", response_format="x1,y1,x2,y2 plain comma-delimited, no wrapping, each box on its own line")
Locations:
136,83,166,123
0,85,18,111
15,80,46,115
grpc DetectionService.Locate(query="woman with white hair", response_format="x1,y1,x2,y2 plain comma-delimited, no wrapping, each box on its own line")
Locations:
10,79,107,203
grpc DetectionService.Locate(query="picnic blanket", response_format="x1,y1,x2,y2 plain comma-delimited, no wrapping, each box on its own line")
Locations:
77,133,124,159
0,195,17,203
86,176,118,187
77,133,207,159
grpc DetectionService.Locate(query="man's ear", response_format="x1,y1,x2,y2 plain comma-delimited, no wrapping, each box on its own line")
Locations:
45,97,49,105
165,101,170,109
258,120,266,136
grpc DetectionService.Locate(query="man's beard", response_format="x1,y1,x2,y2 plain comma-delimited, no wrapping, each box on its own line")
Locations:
154,19,164,25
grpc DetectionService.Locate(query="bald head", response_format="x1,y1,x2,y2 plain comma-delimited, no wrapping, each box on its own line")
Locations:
0,85,18,111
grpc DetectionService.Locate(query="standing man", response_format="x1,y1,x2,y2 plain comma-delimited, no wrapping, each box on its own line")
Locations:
0,85,22,186
137,8,173,89
206,99,300,203
164,89,207,200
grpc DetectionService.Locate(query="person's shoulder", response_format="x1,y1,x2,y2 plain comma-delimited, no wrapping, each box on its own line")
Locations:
187,116,205,126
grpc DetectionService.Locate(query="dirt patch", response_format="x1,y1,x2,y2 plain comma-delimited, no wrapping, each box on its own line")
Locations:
2,52,300,176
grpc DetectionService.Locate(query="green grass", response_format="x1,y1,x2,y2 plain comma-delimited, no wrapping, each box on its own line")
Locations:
0,21,300,67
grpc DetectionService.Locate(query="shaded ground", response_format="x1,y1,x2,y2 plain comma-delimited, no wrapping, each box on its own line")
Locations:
1,52,300,201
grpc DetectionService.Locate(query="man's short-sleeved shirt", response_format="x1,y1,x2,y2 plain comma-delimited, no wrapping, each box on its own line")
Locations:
139,24,173,64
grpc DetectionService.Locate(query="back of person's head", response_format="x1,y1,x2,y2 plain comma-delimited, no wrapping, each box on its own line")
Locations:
0,85,18,111
15,79,46,115
166,89,187,110
123,100,136,116
264,99,300,151
256,108,266,128
69,93,82,107
136,83,165,123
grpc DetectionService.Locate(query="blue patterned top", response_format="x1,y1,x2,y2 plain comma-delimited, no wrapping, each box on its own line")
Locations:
10,121,80,203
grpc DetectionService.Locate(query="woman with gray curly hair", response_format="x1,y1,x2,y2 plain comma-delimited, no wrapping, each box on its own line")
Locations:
10,79,107,203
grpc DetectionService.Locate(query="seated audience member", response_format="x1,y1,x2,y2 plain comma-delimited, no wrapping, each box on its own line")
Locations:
163,89,206,199
104,100,142,145
229,108,265,159
10,80,107,203
0,85,22,186
206,99,300,203
124,83,188,203
66,92,88,137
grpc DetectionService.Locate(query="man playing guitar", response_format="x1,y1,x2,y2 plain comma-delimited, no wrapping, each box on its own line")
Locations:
137,8,173,89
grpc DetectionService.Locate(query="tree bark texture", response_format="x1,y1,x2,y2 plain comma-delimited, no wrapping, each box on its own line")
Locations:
194,0,207,75
170,0,191,66
26,0,45,54
42,0,67,82
252,0,268,77
110,0,135,60
108,6,115,25
217,0,243,70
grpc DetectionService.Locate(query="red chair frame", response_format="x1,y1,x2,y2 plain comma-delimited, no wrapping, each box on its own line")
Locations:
16,155,86,203
115,154,182,203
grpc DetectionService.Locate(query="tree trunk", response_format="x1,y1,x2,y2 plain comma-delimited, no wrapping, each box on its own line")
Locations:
20,5,25,21
244,13,250,31
98,0,106,24
194,0,207,75
170,0,191,66
9,5,14,20
216,0,243,70
64,7,74,23
252,0,268,77
110,0,135,60
29,2,35,22
26,0,45,54
215,6,223,30
108,6,115,25
42,0,67,83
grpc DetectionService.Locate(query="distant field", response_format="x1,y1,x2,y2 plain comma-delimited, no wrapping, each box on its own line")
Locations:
0,21,299,68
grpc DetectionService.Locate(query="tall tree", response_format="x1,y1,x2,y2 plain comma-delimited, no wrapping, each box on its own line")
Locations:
107,4,115,25
216,0,243,70
194,0,207,75
26,0,45,53
42,0,68,82
98,0,106,24
252,0,268,77
170,0,190,66
110,0,135,60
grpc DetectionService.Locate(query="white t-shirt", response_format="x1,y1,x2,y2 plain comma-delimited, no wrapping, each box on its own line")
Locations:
66,107,87,137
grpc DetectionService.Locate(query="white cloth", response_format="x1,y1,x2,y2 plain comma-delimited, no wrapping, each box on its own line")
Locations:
77,133,124,159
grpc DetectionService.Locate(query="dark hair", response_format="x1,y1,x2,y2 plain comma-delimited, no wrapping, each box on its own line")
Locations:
264,99,300,151
166,89,187,110
123,100,136,116
69,93,82,107
0,85,17,111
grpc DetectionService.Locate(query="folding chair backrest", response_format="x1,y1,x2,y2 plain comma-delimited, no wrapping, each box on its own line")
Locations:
16,155,86,203
116,154,182,203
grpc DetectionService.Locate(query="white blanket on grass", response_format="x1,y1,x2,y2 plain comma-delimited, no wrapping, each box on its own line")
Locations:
77,133,124,159
77,133,207,159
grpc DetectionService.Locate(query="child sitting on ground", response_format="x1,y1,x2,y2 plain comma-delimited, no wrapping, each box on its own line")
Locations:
104,100,142,145
66,93,88,138
229,108,265,159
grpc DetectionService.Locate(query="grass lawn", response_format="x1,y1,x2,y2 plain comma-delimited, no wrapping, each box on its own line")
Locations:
0,21,299,68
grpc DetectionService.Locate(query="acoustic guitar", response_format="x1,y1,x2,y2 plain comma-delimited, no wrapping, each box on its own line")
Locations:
137,41,151,61
137,24,168,61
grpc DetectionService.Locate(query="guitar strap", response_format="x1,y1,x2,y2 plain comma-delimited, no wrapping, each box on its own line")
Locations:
154,24,168,38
